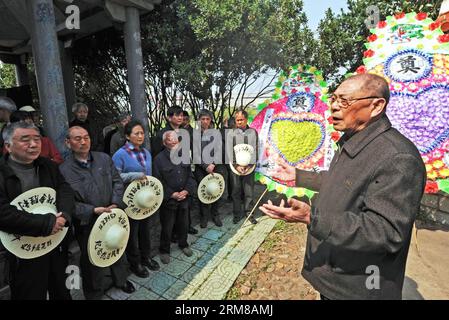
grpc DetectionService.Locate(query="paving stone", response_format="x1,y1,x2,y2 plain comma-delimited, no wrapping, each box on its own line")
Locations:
201,229,225,242
143,272,177,296
191,271,235,300
195,252,215,268
191,237,215,252
162,279,193,300
163,258,193,279
129,273,153,287
207,241,233,258
181,265,203,283
214,259,242,282
176,284,197,300
169,246,183,259
128,287,160,300
193,225,209,237
176,248,204,264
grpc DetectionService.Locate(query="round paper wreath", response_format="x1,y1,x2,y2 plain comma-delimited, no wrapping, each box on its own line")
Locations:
250,65,340,199
355,12,449,194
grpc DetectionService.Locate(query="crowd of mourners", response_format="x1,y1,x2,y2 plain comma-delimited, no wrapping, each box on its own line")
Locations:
0,97,258,299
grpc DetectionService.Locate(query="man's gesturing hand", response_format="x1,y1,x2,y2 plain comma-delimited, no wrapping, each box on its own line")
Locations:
259,198,311,225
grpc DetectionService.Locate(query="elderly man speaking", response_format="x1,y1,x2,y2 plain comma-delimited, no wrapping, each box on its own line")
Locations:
260,74,426,300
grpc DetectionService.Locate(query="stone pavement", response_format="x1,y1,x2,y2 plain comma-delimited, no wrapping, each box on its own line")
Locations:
71,184,279,300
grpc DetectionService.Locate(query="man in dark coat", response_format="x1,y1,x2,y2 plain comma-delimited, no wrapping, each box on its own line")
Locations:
227,109,258,224
260,74,426,300
152,106,198,235
69,102,104,152
193,109,227,228
60,126,135,299
0,121,74,300
153,130,197,264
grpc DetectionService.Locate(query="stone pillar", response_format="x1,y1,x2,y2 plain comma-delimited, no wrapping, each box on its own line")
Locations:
60,42,76,117
14,63,29,86
27,0,69,154
123,6,150,149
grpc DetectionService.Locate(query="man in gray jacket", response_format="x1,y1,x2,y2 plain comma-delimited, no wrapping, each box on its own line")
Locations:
60,126,135,299
227,109,258,224
260,74,426,300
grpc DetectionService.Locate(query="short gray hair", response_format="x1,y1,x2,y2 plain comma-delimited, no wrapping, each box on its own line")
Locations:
2,121,40,145
162,130,177,142
0,96,17,112
72,102,88,114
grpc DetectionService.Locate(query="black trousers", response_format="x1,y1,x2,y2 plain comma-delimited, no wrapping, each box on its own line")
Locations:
230,170,255,217
8,243,71,300
126,216,152,267
75,224,128,300
159,198,189,254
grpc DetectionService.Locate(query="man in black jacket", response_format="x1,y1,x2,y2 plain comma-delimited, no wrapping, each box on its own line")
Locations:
153,131,197,265
69,102,104,152
260,74,426,300
0,121,75,300
152,106,198,235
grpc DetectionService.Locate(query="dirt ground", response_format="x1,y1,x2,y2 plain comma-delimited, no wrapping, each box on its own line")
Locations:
226,219,449,300
226,220,318,300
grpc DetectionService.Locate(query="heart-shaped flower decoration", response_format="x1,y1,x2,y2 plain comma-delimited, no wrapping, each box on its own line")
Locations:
269,115,325,166
387,86,449,154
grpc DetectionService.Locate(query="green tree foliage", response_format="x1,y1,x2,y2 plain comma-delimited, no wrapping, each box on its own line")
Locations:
316,0,444,87
70,0,316,132
0,63,16,88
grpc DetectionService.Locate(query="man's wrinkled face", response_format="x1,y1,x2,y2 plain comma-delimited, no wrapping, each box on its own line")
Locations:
169,112,184,127
235,113,248,129
331,80,379,134
66,127,91,155
200,115,212,131
163,132,179,150
5,128,42,164
75,107,88,122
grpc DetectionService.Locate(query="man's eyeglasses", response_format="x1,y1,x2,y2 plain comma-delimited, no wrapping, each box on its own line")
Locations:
329,94,381,109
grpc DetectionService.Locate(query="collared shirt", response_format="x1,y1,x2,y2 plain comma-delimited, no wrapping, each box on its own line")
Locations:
74,153,92,169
